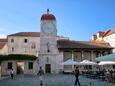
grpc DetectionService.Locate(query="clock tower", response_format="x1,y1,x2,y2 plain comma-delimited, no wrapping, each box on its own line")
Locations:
39,9,60,73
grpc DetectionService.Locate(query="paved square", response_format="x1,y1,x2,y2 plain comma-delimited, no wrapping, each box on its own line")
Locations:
0,74,115,86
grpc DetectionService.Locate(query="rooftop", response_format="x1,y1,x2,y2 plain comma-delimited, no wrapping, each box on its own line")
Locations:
41,9,56,20
103,29,115,37
57,39,112,49
8,32,40,37
0,38,7,49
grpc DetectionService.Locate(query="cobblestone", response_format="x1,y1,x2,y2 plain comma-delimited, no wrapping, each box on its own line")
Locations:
0,74,115,86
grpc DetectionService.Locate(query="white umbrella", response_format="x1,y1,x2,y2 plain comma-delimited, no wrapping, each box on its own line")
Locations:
98,61,115,65
80,60,97,65
62,59,80,65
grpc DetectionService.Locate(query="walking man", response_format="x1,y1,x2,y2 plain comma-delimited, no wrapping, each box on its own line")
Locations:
38,66,44,86
74,67,80,86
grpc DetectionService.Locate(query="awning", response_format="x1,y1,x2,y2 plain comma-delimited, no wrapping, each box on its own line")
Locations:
95,53,115,61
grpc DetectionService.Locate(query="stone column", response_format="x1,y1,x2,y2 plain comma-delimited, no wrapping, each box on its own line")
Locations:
81,50,84,61
100,51,103,56
98,51,102,57
91,51,94,61
72,50,74,60
60,51,64,72
71,50,74,71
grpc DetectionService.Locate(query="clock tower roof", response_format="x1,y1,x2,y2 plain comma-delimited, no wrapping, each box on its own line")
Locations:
41,9,56,20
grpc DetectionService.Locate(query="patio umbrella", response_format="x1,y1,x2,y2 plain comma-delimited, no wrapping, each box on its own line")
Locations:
98,61,115,65
62,59,80,73
80,60,97,65
62,59,80,65
95,53,115,61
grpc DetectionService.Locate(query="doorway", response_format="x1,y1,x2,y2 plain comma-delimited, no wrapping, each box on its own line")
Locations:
45,64,51,73
17,62,24,74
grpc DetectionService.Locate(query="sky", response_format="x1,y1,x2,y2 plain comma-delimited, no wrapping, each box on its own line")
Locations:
0,0,115,41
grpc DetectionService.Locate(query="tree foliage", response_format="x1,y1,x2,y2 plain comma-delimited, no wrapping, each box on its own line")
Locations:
0,54,37,62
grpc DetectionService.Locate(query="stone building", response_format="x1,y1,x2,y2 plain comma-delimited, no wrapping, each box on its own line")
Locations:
7,32,40,56
0,39,8,55
0,10,114,75
0,39,8,76
91,30,115,52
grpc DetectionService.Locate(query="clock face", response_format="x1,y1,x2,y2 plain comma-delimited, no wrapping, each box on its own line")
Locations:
42,23,54,34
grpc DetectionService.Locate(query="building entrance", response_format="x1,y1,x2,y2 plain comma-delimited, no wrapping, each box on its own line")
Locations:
17,62,24,74
45,64,51,73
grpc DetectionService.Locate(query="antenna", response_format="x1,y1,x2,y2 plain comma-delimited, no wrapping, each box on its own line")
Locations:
47,9,50,14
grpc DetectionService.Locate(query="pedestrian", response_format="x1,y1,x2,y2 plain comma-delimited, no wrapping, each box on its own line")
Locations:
10,68,14,79
37,66,44,86
106,70,112,82
74,66,80,86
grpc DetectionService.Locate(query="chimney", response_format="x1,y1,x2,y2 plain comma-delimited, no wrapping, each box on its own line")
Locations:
97,31,104,38
92,35,97,40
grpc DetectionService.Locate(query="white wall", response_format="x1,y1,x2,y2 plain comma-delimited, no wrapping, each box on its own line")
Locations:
104,33,115,52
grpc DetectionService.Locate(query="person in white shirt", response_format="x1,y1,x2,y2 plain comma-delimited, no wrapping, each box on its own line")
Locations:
10,68,14,79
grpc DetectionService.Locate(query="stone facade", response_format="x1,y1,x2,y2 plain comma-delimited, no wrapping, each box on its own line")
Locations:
7,35,40,56
0,11,114,75
39,19,61,73
1,61,17,75
1,60,37,75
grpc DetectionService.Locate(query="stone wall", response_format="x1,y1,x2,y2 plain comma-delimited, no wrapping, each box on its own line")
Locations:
1,61,17,75
7,36,40,56
1,60,37,75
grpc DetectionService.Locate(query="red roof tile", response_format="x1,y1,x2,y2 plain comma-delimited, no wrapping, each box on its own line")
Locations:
0,42,6,49
0,39,7,42
57,39,112,49
41,13,56,20
91,40,110,46
103,29,115,37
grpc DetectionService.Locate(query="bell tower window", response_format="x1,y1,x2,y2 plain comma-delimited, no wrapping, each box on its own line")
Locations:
24,39,28,43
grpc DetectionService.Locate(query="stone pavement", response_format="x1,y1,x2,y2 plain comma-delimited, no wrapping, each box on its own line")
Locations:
0,74,115,86
0,75,9,80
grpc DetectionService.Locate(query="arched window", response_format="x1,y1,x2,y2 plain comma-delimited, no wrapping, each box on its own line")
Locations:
11,38,14,43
